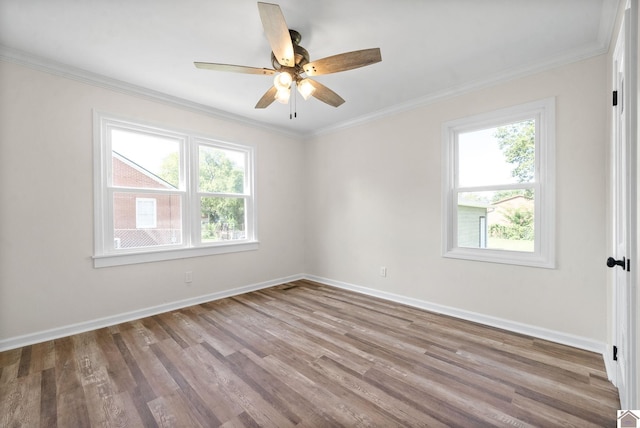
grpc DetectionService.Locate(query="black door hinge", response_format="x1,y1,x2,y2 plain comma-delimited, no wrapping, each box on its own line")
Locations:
613,90,618,106
613,345,618,361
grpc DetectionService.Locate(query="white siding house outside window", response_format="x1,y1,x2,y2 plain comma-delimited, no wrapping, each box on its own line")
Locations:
93,113,257,267
442,98,555,268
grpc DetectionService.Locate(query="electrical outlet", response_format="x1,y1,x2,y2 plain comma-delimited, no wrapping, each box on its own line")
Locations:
185,271,193,283
380,266,387,277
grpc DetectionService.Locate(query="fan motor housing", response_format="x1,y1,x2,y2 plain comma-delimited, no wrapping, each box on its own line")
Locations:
271,29,309,70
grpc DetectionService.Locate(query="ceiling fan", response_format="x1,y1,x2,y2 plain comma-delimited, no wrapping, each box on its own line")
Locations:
194,2,382,111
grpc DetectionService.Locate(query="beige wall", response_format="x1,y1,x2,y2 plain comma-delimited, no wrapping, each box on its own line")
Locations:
0,54,610,352
305,55,608,342
0,61,306,341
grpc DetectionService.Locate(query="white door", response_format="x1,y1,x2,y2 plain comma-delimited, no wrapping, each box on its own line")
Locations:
610,2,637,410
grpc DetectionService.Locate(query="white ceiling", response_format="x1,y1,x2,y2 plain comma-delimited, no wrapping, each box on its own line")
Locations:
0,0,620,136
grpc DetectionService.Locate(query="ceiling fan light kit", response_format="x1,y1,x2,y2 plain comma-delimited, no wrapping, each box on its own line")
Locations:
273,71,293,90
194,2,382,115
275,86,291,104
296,78,315,100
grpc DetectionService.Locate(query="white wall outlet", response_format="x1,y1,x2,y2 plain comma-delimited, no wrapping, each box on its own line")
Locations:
380,266,387,277
185,271,193,283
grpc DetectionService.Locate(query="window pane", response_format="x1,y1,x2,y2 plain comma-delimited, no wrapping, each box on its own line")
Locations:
200,197,245,242
199,146,245,194
458,119,534,187
113,192,182,248
458,190,534,252
135,198,157,228
112,129,180,189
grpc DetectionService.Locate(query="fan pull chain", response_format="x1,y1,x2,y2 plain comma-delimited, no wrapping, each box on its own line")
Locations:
290,87,297,119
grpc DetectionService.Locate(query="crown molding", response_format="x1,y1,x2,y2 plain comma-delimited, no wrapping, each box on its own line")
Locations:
0,45,302,139
308,42,611,138
2,17,616,142
308,0,620,137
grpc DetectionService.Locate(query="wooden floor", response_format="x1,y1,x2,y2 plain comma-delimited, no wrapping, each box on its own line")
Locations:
1,280,620,427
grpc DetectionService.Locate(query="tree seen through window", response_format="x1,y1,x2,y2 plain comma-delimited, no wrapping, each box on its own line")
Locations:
159,146,247,242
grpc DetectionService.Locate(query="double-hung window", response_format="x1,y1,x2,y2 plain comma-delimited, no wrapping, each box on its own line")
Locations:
94,113,257,267
442,98,555,268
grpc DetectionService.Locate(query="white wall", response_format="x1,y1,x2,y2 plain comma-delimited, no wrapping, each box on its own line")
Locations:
0,61,305,343
305,55,609,343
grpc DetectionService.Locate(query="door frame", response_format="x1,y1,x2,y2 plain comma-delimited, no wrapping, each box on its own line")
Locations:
610,0,638,410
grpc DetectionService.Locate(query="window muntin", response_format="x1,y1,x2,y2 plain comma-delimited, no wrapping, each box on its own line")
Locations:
94,114,257,267
442,98,555,268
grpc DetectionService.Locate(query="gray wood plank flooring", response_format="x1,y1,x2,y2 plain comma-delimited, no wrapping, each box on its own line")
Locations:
0,280,620,427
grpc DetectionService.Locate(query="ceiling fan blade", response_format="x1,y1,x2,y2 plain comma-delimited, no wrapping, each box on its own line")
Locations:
307,79,345,107
255,86,278,109
194,62,276,75
257,2,295,67
303,48,382,76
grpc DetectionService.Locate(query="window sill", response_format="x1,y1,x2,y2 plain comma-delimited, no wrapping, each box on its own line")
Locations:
443,247,555,269
93,241,259,268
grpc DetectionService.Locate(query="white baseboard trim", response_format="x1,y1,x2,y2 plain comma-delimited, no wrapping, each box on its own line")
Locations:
603,345,617,385
1,271,613,384
0,274,304,352
304,275,608,357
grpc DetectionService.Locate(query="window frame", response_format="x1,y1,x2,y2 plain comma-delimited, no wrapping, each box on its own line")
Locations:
441,98,555,268
93,112,258,268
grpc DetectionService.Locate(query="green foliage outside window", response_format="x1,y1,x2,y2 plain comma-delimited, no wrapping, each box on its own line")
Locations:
491,120,535,202
489,207,534,241
491,120,535,242
159,148,246,241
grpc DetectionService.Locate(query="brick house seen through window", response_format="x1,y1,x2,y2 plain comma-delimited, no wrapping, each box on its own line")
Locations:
112,152,181,249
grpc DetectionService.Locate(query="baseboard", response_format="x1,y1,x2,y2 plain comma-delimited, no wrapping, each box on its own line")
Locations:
603,344,617,385
304,274,608,357
0,271,611,372
0,274,304,352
